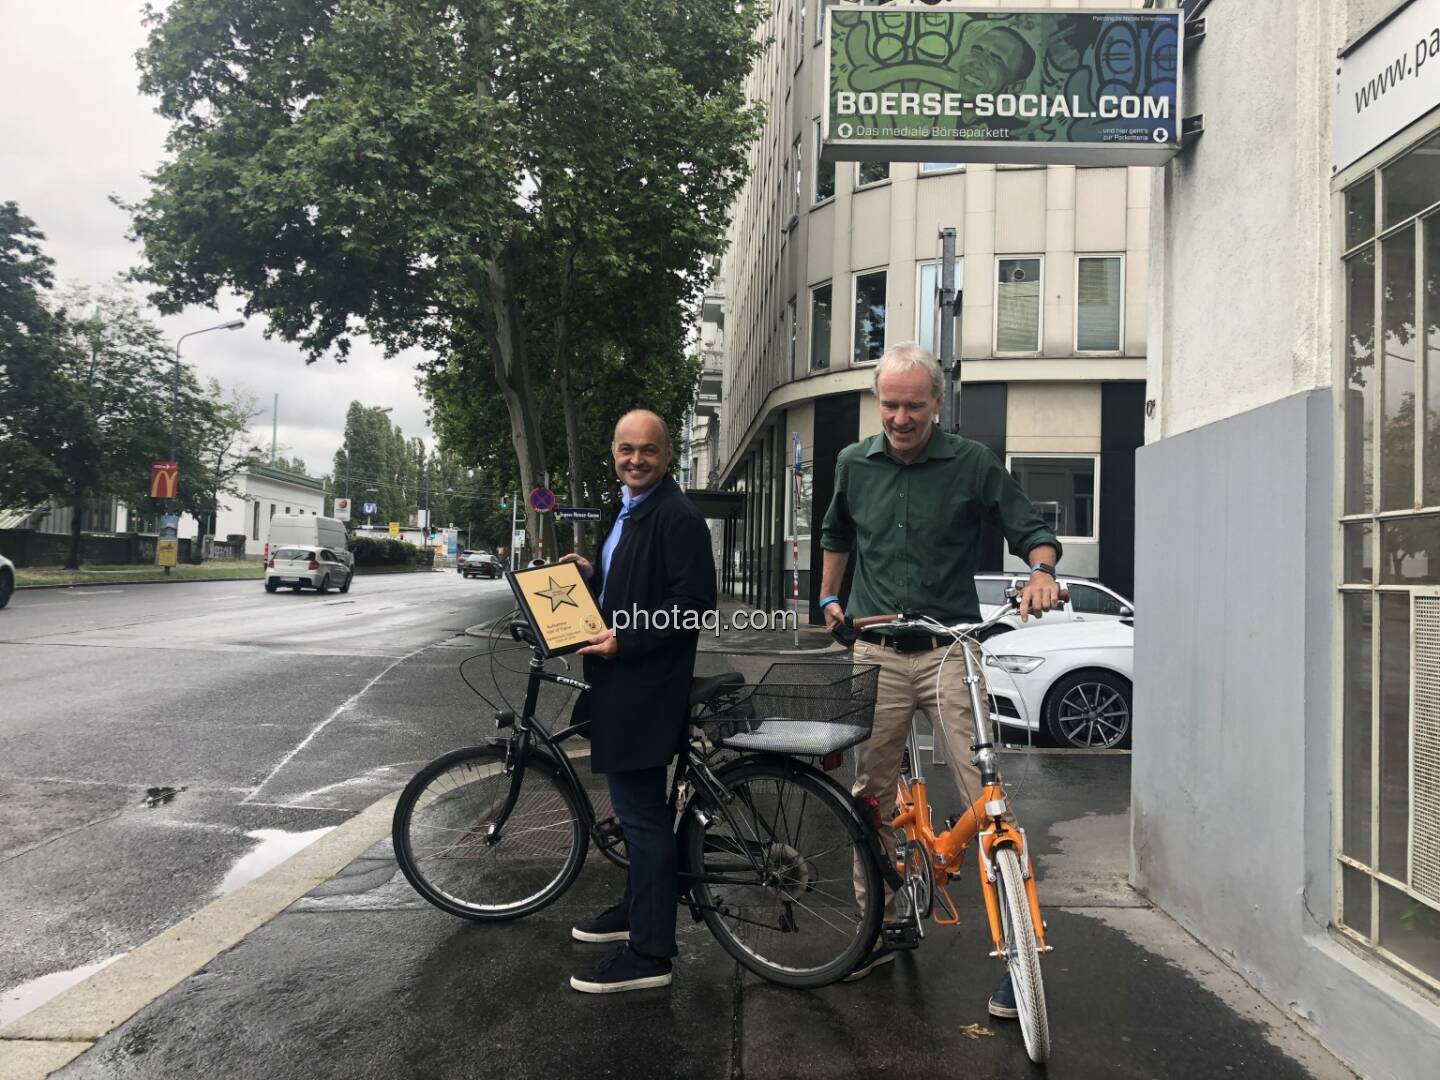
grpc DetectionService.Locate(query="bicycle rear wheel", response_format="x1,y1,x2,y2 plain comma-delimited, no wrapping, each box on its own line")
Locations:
993,846,1050,1063
393,745,587,921
681,758,882,988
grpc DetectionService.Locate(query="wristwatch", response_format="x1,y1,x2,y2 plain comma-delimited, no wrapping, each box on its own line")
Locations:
1028,563,1057,579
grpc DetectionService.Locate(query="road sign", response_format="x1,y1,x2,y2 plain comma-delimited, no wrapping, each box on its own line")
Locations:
388,521,400,538
333,497,351,522
528,487,556,513
512,528,526,548
155,539,178,568
554,506,602,522
363,501,377,515
150,460,178,499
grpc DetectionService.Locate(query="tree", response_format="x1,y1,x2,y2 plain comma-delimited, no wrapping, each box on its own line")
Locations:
128,0,763,559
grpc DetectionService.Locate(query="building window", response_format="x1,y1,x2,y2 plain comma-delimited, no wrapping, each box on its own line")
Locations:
269,503,277,519
1337,125,1440,991
788,299,798,380
795,0,806,71
853,269,887,364
920,162,963,173
917,259,962,357
1007,456,1096,540
792,136,802,220
857,161,889,188
251,501,260,541
995,256,1042,354
809,282,832,371
1076,255,1124,352
815,0,835,44
813,121,834,203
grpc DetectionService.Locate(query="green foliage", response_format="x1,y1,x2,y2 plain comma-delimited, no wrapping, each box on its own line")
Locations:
349,535,434,567
129,0,764,556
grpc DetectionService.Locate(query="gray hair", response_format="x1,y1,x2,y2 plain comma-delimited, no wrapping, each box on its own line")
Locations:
873,342,944,399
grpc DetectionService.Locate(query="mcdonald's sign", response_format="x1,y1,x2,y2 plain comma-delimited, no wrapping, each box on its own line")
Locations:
150,460,179,500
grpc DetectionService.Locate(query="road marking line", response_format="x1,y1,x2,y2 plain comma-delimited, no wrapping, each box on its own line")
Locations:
242,641,434,804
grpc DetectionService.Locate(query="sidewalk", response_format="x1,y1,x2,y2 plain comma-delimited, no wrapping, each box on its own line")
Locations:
1,750,1356,1079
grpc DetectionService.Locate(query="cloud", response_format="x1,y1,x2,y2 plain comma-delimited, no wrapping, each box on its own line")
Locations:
0,0,437,479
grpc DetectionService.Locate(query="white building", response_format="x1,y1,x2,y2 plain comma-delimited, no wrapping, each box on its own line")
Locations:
1138,1,1440,1075
212,463,328,557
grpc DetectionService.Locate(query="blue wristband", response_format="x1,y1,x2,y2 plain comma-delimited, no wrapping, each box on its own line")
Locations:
819,595,841,609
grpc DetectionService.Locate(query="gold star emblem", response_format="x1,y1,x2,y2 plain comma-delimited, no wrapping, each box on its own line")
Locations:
535,575,579,613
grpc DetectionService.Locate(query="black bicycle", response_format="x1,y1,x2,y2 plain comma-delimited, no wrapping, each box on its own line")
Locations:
392,618,895,988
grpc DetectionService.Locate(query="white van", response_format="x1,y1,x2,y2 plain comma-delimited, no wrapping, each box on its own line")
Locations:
264,514,353,569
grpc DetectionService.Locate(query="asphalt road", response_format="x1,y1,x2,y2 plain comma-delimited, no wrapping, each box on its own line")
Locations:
0,571,519,1025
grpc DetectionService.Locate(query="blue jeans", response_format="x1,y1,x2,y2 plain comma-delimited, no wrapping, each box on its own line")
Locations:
606,765,677,959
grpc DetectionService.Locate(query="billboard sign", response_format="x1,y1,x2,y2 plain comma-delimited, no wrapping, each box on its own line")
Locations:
333,497,351,522
149,460,179,499
1334,0,1440,170
823,6,1182,166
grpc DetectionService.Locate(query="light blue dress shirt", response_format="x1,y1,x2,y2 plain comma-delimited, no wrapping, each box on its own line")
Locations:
598,486,654,608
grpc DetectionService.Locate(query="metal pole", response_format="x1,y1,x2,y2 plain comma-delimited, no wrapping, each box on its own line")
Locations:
510,491,520,571
270,393,278,462
792,469,801,647
937,227,960,433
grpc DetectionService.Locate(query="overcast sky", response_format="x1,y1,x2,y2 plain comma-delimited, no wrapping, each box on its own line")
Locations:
1,1,436,476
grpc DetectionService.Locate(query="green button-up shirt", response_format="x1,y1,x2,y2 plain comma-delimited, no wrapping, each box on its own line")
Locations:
820,431,1062,625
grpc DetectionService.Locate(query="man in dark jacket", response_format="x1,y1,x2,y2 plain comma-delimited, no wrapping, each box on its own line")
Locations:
560,410,716,993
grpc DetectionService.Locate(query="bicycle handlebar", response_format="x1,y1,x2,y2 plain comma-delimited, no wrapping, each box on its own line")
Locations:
836,587,1070,645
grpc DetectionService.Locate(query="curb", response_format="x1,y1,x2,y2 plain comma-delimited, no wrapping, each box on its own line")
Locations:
0,792,400,1079
15,567,444,591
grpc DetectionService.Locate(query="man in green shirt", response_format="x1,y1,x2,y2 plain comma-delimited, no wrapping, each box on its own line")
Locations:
819,343,1062,1015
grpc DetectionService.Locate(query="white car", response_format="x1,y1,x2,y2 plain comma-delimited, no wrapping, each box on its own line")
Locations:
977,573,1133,628
981,618,1134,750
0,553,13,609
265,546,352,594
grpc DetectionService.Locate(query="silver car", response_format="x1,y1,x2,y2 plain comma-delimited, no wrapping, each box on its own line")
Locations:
265,546,352,594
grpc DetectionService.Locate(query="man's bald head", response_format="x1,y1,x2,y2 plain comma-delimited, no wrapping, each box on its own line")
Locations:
611,410,673,495
612,409,672,449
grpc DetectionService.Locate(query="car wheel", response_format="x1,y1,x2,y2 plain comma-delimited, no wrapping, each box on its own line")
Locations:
340,572,352,594
264,579,278,594
1044,670,1132,750
317,575,331,594
0,569,13,609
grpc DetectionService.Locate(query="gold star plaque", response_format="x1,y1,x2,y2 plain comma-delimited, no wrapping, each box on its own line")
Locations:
507,559,608,657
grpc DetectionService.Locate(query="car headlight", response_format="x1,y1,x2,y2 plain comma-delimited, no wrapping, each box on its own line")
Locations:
985,654,1044,674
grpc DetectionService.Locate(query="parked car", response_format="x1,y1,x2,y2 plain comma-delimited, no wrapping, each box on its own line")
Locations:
0,553,13,609
265,546,352,594
264,514,352,569
977,573,1132,630
458,551,504,579
982,618,1134,750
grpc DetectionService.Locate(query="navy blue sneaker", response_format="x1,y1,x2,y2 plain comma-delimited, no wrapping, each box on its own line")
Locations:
988,971,1018,1019
572,902,629,943
570,945,672,994
842,943,897,982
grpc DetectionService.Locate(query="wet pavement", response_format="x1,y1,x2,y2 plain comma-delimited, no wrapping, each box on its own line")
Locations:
32,750,1352,1080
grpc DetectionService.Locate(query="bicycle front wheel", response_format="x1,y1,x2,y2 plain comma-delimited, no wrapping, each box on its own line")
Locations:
994,846,1050,1063
393,745,587,921
681,758,882,988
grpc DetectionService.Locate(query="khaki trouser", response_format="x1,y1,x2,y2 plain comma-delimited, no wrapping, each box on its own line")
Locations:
851,636,989,917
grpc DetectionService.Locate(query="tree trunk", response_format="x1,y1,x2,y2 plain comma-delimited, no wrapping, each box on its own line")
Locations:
472,259,556,563
66,488,84,570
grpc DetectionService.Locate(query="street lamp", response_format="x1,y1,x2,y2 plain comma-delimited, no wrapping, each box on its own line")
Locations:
166,319,244,575
171,319,246,463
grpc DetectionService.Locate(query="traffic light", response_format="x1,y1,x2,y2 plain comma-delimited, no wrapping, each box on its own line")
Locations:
500,495,508,509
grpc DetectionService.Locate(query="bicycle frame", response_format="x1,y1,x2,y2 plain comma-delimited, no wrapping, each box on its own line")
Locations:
877,618,1049,954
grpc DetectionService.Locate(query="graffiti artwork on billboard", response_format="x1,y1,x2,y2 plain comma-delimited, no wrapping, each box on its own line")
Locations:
826,7,1180,162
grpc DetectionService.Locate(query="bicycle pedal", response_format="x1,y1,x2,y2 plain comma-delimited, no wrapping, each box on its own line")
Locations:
882,923,922,949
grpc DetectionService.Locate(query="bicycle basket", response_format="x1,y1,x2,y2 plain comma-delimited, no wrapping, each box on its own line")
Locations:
714,663,879,756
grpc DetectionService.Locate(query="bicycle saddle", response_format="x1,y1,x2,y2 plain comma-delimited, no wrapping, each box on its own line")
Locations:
689,671,744,706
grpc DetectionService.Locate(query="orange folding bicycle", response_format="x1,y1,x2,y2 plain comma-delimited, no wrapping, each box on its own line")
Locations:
844,590,1060,1065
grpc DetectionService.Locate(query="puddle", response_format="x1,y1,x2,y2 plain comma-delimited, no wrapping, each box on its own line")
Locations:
0,954,126,1027
217,827,336,896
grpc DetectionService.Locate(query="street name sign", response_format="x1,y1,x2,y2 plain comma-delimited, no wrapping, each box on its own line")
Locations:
554,507,602,522
823,6,1183,166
